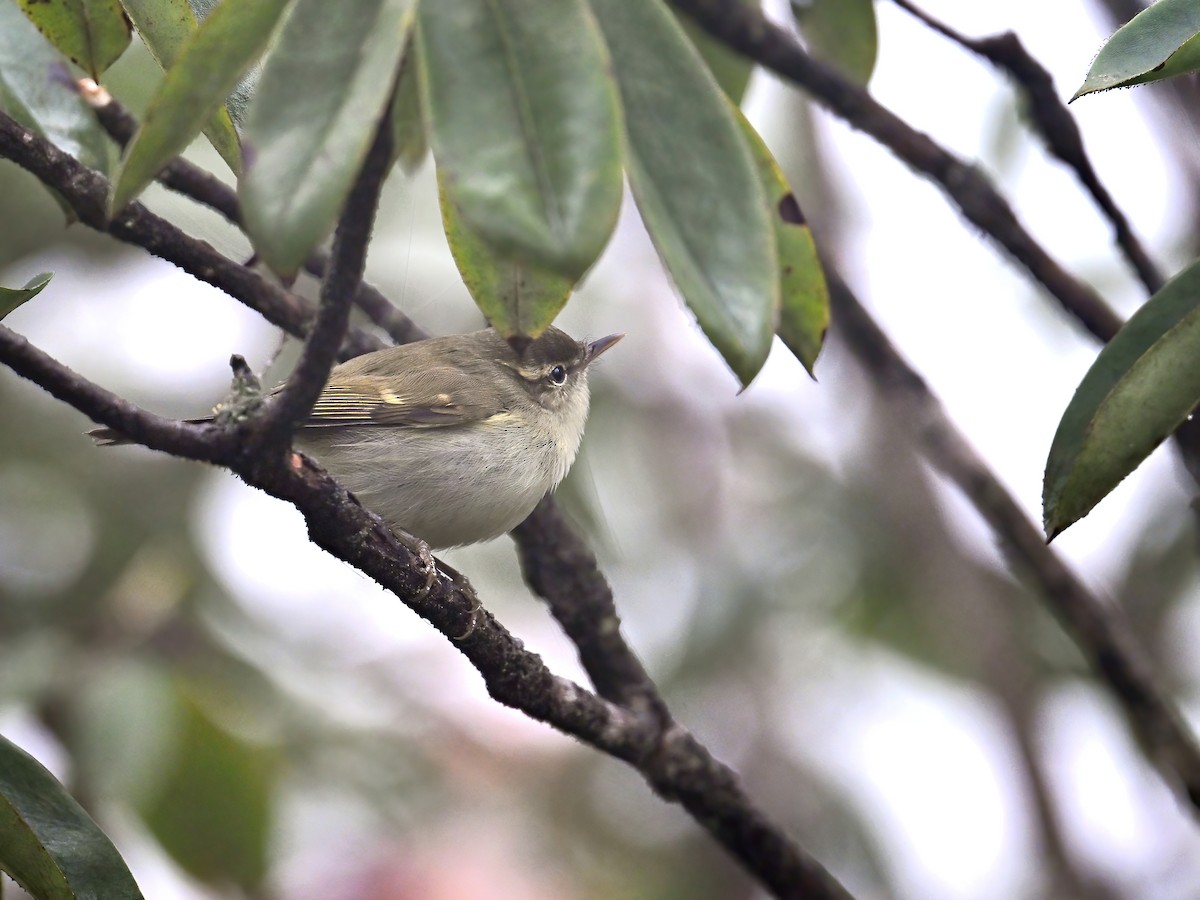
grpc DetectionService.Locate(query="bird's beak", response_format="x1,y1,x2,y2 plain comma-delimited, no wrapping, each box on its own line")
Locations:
586,333,624,364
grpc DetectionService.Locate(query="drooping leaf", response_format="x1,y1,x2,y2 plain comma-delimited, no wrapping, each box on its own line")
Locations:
0,732,144,899
417,0,623,284
388,29,426,175
138,685,278,890
0,3,111,174
109,0,291,215
439,171,572,338
1044,258,1200,537
117,0,242,174
790,0,877,86
239,0,413,277
0,272,53,321
674,9,755,104
1074,0,1200,98
17,0,132,79
590,0,778,386
735,112,827,375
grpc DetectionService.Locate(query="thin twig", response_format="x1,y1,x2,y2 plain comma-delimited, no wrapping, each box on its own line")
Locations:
305,251,430,345
513,498,669,719
259,106,393,442
890,0,1165,294
0,327,235,462
78,82,243,223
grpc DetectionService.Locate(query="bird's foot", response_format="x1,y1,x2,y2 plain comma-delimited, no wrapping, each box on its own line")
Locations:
436,558,483,641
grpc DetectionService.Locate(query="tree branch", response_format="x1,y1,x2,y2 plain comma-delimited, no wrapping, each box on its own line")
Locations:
257,107,393,444
513,498,669,719
805,270,1200,811
0,326,234,462
890,0,1165,294
0,101,854,900
682,0,1200,582
74,94,674,732
672,0,1125,343
0,322,854,900
80,80,241,225
0,111,383,361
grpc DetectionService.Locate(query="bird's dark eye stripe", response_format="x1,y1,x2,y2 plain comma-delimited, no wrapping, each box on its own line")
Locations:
548,365,567,385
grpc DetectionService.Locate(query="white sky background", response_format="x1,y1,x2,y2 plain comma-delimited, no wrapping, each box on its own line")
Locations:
5,1,1200,897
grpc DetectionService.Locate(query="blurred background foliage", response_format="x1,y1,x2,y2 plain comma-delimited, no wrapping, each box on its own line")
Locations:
5,2,1200,899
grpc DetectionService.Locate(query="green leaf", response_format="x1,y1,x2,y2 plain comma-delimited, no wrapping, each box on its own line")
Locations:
109,0,291,215
17,0,132,79
674,10,755,104
186,0,261,129
138,685,277,889
735,113,828,375
239,0,413,277
1044,258,1200,538
388,30,426,175
117,0,243,174
1074,0,1200,98
0,732,144,899
790,0,877,86
417,0,623,284
439,171,572,338
590,0,778,386
0,3,111,174
119,0,193,53
0,272,53,321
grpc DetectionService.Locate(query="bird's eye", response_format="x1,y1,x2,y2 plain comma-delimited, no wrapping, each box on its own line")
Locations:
548,365,567,385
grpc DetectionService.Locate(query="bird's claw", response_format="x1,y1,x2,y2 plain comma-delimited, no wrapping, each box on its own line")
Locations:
418,542,439,595
451,585,482,642
395,528,439,600
390,529,481,640
436,559,481,641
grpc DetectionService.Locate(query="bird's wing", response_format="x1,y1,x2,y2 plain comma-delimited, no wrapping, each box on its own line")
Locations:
302,368,501,428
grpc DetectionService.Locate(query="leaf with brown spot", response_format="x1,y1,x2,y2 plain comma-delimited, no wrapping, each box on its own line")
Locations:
18,0,131,78
734,110,828,375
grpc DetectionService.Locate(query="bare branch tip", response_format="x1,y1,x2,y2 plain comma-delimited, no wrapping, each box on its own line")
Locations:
76,78,112,109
